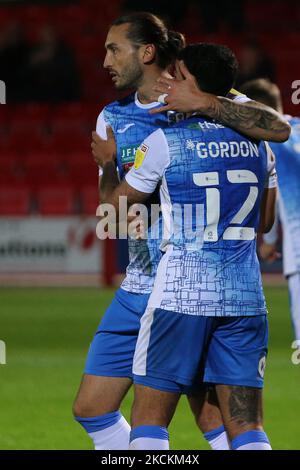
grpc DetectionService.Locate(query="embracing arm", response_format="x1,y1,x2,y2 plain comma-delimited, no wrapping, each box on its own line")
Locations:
102,174,149,213
203,97,291,143
100,161,120,202
151,61,291,143
258,187,277,233
103,128,169,219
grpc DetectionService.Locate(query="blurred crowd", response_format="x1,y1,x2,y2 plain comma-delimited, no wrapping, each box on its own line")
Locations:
123,0,246,33
1,0,299,105
0,23,81,102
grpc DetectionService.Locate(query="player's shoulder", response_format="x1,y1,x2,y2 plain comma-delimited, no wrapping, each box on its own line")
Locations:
100,93,135,116
106,92,135,110
143,128,167,146
164,115,222,134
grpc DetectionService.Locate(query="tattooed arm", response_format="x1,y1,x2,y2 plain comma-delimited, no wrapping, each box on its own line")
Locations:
151,61,291,143
203,97,291,143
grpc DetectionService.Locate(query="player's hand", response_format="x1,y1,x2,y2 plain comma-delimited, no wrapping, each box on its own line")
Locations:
259,242,280,263
150,60,215,115
91,127,116,167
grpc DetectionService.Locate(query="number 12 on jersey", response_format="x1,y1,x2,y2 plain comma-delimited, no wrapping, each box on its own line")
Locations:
193,170,259,242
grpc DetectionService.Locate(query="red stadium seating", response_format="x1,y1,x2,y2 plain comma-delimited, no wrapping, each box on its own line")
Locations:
1,0,299,217
36,186,75,215
0,186,31,215
24,153,70,188
9,103,51,125
69,161,98,187
0,153,27,186
5,127,51,153
80,186,99,215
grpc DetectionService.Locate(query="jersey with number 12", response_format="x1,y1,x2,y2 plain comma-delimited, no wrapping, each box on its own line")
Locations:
126,116,277,316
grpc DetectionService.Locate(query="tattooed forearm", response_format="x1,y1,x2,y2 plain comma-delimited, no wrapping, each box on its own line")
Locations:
100,161,120,202
205,96,291,142
228,386,262,426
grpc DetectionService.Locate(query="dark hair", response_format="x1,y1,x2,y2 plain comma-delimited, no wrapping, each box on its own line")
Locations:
112,12,185,69
178,43,239,96
240,78,282,111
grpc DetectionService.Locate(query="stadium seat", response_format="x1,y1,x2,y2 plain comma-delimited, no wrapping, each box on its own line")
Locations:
0,186,31,215
6,127,51,153
51,102,89,120
65,152,97,185
22,5,52,42
36,186,75,215
11,103,50,123
80,186,99,215
48,129,89,153
51,101,98,127
24,153,70,188
0,150,18,162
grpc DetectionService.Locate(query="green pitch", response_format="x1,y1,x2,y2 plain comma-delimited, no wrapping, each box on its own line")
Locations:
0,286,299,450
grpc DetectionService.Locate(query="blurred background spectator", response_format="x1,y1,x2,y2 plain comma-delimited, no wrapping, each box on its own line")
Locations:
0,0,298,107
0,22,81,102
198,0,246,34
236,39,276,86
26,25,81,102
122,0,246,33
0,22,30,102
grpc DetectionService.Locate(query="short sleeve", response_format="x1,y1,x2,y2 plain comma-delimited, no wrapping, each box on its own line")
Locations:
125,128,170,193
96,110,109,139
264,142,277,188
96,109,114,176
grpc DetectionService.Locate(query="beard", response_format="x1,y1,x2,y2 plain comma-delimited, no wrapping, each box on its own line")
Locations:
115,56,144,91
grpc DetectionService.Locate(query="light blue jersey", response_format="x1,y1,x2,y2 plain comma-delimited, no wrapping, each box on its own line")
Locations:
126,116,277,316
269,117,300,276
97,92,181,293
96,90,250,294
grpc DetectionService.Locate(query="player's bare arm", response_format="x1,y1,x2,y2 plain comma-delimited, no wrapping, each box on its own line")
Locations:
205,98,291,143
91,128,118,202
100,161,120,202
100,162,148,240
259,203,280,262
91,128,116,170
259,241,279,263
150,60,291,143
258,187,277,233
94,128,149,205
102,177,149,214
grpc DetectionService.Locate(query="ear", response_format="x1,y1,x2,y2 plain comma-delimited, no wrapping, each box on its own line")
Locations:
141,44,156,65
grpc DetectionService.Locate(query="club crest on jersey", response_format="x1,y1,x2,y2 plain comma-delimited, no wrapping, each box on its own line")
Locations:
258,356,266,378
134,144,149,169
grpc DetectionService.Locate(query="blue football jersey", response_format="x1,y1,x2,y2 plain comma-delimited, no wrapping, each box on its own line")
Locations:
269,117,300,275
126,116,276,316
97,92,180,293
